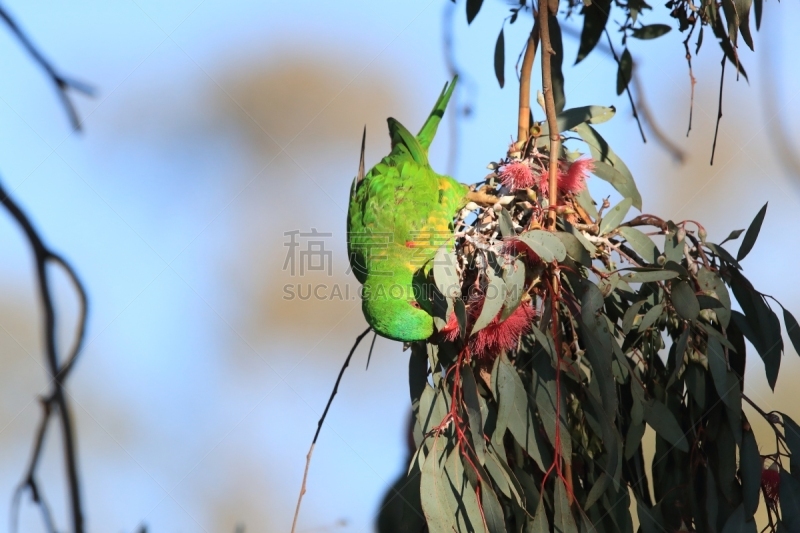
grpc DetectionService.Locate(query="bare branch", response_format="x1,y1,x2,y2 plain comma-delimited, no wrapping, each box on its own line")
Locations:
291,327,373,533
0,179,87,533
0,6,93,131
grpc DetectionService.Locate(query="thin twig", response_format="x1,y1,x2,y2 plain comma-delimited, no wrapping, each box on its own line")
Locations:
518,21,540,144
0,179,87,533
0,6,93,131
365,330,378,370
291,326,373,533
539,4,560,230
710,54,726,165
682,22,698,137
538,0,574,504
604,29,646,143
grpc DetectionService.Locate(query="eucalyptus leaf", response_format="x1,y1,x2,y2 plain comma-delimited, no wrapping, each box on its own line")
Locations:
481,484,506,533
419,385,450,435
555,477,579,533
617,226,659,264
644,399,689,452
531,498,550,533
495,354,545,470
500,260,526,321
737,202,767,261
638,303,664,332
741,427,762,519
706,242,742,269
672,281,700,320
780,469,800,531
461,369,486,465
624,419,646,460
575,188,599,219
420,439,454,533
483,450,511,498
683,367,704,413
720,504,757,533
498,207,515,238
599,197,633,235
473,267,506,335
707,338,741,417
531,350,572,462
622,300,646,334
538,105,617,138
623,269,680,284
443,446,484,533
667,327,691,389
729,271,783,389
564,220,597,255
784,415,800,477
631,24,671,39
574,123,642,210
433,245,460,299
698,267,732,327
494,27,505,88
466,0,483,23
783,306,800,357
637,500,661,533
578,314,618,420
517,229,567,262
616,48,633,96
556,231,591,266
576,0,612,63
720,228,744,245
712,14,749,81
550,15,566,114
584,472,611,509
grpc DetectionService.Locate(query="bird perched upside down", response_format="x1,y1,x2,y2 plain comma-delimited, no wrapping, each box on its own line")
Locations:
347,77,496,342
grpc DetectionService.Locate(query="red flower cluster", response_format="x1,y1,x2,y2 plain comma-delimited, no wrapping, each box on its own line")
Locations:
439,300,536,359
498,158,593,195
469,300,536,359
538,158,593,196
498,161,535,190
761,464,781,507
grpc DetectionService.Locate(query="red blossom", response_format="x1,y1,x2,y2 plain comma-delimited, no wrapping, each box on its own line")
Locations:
561,158,593,193
440,311,460,342
762,464,781,506
469,300,536,359
499,161,535,191
538,158,593,196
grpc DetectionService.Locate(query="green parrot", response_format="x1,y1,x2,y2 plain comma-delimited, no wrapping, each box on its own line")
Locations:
347,77,494,342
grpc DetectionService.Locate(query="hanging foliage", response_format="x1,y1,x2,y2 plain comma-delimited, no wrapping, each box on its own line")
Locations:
390,104,798,531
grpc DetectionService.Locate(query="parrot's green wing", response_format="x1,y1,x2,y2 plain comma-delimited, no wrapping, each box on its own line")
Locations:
347,76,471,342
388,118,426,165
417,78,457,153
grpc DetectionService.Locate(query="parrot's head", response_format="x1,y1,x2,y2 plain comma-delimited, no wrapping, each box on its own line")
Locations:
362,277,434,342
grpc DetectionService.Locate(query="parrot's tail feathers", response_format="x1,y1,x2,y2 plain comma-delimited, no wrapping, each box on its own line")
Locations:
357,125,366,184
416,75,458,151
388,117,427,166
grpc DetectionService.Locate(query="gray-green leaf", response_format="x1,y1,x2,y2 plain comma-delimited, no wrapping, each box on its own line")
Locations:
599,197,633,235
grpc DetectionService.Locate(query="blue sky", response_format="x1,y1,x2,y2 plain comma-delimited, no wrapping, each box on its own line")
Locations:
0,1,799,532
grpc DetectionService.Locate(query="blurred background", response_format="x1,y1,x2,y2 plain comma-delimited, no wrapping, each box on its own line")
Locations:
0,0,799,531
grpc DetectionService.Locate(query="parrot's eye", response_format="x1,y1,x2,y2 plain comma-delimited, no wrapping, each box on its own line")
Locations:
410,301,422,309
